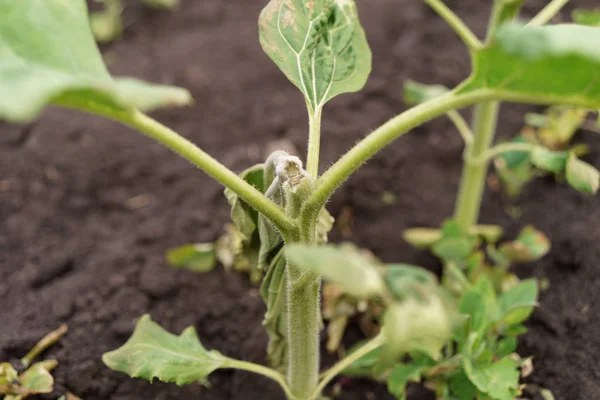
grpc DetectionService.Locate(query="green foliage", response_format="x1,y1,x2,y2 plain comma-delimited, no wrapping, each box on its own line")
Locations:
259,0,372,114
0,0,191,123
566,153,600,194
403,80,449,105
166,244,217,272
103,315,227,386
460,23,600,109
387,364,422,400
573,9,600,27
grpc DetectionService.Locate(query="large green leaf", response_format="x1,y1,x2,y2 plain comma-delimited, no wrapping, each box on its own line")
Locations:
0,0,191,123
103,315,227,386
460,23,600,109
259,0,371,113
497,279,538,328
462,357,520,400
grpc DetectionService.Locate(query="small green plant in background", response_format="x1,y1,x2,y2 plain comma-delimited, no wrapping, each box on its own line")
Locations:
2,0,600,399
91,0,178,43
0,325,71,400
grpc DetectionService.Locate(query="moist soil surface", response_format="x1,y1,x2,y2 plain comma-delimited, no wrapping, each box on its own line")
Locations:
1,1,599,399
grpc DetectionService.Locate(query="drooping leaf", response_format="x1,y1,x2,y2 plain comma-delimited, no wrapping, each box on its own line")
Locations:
19,362,56,396
403,80,449,105
536,106,589,148
573,9,600,27
382,296,453,361
499,226,550,263
387,364,422,399
285,244,384,298
462,357,520,400
497,279,538,328
167,243,217,272
0,0,191,123
259,0,372,113
459,23,600,109
565,153,600,194
530,148,568,173
102,315,227,386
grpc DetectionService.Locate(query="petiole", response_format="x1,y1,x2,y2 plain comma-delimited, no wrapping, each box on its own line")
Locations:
425,0,483,50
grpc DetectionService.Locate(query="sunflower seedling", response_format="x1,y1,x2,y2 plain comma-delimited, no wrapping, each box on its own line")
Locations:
3,0,600,399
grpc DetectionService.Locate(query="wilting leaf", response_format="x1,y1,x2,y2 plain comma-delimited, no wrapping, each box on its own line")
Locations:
462,357,520,400
573,9,600,26
286,244,384,298
497,279,538,328
259,0,371,113
382,295,453,361
530,148,568,173
19,362,55,395
384,264,439,302
499,226,550,262
387,364,422,399
460,23,600,109
0,362,18,387
566,153,600,194
536,107,589,148
103,315,227,386
167,244,217,272
403,80,449,105
0,0,191,123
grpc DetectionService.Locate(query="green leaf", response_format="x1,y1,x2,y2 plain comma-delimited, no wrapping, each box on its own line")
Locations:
19,362,55,396
90,0,124,43
342,342,384,378
142,0,179,10
432,221,478,262
285,244,384,298
499,226,550,263
384,264,439,302
530,148,568,173
458,290,487,334
102,314,227,386
459,23,600,109
573,9,600,27
259,0,372,113
497,279,538,328
403,80,449,105
448,369,478,400
0,362,18,387
462,357,520,400
0,0,191,123
166,244,217,273
387,364,422,399
566,153,600,194
495,337,517,359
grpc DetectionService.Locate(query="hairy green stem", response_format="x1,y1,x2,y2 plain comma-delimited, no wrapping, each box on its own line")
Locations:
286,264,321,399
312,333,385,399
59,105,297,234
225,359,294,400
425,0,482,50
454,101,500,230
528,0,570,26
307,107,323,180
304,90,494,217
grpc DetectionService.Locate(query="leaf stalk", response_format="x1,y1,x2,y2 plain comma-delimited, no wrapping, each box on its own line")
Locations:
424,0,483,50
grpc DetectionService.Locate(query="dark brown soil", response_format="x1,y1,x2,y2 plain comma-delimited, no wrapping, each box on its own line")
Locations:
1,1,599,399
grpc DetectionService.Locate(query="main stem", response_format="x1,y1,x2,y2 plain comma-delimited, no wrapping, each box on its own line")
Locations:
453,101,500,230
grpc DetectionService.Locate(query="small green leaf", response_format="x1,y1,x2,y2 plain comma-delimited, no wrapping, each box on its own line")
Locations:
259,0,372,113
0,362,18,386
382,296,453,361
566,153,600,194
573,9,600,26
0,0,191,123
384,264,439,302
495,337,517,359
103,314,227,386
460,23,600,109
286,244,384,298
167,244,217,273
403,80,449,105
530,148,568,173
432,221,478,262
387,364,422,399
402,228,442,249
448,369,478,400
498,279,538,327
458,290,487,334
19,362,55,395
499,226,550,263
462,357,520,400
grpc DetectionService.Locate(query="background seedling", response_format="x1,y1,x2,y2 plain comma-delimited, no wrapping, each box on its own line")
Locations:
0,325,68,400
3,1,600,399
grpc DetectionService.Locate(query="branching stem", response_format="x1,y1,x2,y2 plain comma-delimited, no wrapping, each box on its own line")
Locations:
467,142,538,165
447,110,474,146
226,359,295,400
425,0,482,50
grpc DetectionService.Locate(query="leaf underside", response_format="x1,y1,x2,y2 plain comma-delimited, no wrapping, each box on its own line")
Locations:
102,315,227,386
259,0,371,112
0,0,191,123
460,23,600,109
